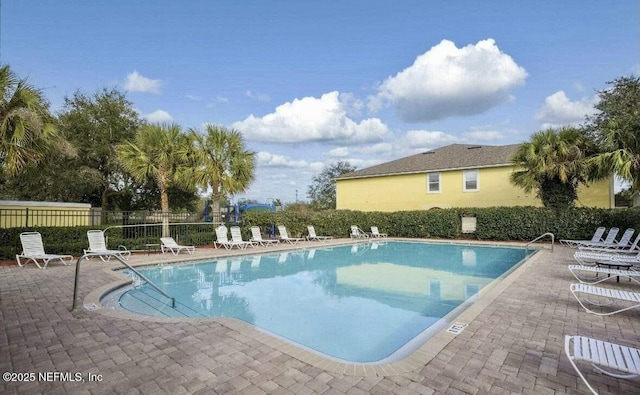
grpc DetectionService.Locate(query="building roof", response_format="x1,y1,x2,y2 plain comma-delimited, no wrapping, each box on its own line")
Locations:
337,143,521,180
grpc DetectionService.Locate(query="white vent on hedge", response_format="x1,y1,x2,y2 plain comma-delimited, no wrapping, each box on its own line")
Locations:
461,216,476,233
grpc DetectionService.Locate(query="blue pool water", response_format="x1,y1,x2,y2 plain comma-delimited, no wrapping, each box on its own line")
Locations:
115,241,530,363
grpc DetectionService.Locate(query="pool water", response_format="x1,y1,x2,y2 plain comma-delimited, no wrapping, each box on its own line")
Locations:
116,241,530,363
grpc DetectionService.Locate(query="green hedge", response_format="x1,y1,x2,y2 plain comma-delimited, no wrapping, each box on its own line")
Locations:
243,206,640,242
2,206,639,261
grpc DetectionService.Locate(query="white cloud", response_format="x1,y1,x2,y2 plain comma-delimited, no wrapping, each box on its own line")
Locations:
342,158,386,170
328,147,350,157
463,130,503,141
124,71,162,94
144,110,173,123
535,90,598,129
333,143,393,157
370,39,527,122
185,95,202,101
338,92,365,117
206,97,230,108
404,130,459,149
256,151,311,168
246,90,271,102
308,162,326,172
232,91,389,144
357,143,393,155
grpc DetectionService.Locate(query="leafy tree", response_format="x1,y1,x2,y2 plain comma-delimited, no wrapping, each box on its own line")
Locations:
585,75,640,204
111,177,199,212
307,161,357,210
0,65,68,177
57,88,142,208
117,123,194,235
283,202,312,212
615,186,633,207
188,125,255,223
510,127,599,209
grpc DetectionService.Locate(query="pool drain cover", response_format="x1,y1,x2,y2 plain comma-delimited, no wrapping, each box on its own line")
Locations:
446,322,468,335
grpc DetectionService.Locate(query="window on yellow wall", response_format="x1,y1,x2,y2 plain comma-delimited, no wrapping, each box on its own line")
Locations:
427,172,440,193
463,169,479,192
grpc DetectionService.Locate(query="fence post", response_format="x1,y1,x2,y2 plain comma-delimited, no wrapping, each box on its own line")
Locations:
25,208,29,228
90,207,102,227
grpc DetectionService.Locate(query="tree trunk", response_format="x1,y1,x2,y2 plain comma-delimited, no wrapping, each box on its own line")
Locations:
160,185,170,237
210,186,222,225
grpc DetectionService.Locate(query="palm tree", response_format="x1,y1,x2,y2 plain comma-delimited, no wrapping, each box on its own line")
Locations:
189,125,255,223
586,76,640,204
117,123,192,236
510,127,598,209
0,65,61,177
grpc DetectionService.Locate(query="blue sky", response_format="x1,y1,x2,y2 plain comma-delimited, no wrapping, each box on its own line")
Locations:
3,1,638,204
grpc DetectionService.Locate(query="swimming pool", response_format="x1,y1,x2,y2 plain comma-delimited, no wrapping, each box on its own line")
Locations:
114,241,531,363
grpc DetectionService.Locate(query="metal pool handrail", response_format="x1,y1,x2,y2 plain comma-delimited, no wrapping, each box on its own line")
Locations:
526,232,555,253
71,252,176,311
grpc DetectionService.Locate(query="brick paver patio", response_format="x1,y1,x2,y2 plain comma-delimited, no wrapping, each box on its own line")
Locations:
1,240,638,394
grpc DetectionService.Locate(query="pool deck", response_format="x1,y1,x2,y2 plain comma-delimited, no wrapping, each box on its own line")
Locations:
1,238,639,394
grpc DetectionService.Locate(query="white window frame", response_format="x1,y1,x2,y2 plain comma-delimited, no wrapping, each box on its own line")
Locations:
427,172,441,193
463,169,479,192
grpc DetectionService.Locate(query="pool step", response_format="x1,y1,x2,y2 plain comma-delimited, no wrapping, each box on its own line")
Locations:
120,287,194,318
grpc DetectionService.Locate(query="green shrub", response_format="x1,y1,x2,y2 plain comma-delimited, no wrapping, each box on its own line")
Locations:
243,206,640,242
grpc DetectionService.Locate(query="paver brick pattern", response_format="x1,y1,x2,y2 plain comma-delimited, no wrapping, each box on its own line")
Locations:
1,242,639,394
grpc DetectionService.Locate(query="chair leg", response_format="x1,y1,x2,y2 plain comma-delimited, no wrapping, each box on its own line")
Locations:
565,337,599,395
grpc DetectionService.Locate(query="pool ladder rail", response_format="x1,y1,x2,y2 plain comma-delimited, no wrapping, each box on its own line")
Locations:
71,252,176,311
526,232,554,253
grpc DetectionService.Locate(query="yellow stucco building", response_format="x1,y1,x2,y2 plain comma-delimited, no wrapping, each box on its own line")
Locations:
336,144,614,211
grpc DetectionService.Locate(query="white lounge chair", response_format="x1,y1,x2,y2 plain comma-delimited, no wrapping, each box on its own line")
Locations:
564,335,640,395
249,226,279,246
574,248,640,267
160,237,195,255
613,228,636,250
16,232,74,269
574,227,620,248
277,225,304,244
568,264,640,286
578,228,635,251
215,225,245,249
230,226,255,248
306,225,332,241
560,227,606,247
570,283,640,316
370,226,387,238
84,230,131,262
578,233,640,254
350,225,369,239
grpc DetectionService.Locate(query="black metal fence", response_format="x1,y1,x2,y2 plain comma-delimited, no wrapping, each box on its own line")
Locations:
0,209,221,229
103,222,219,250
